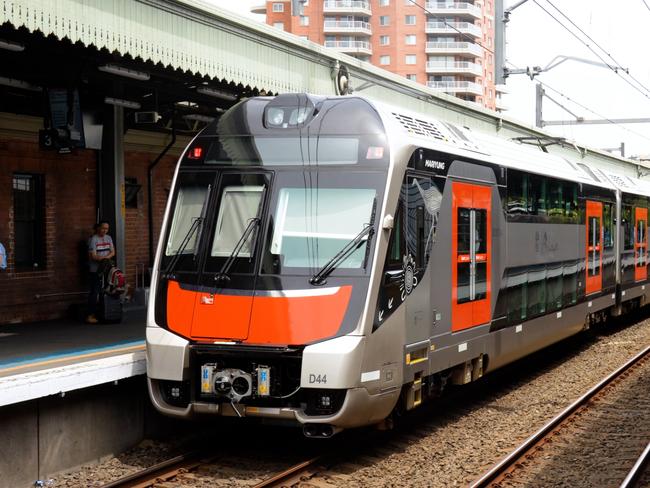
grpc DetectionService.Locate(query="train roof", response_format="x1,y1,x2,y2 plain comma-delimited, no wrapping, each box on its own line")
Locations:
369,97,650,199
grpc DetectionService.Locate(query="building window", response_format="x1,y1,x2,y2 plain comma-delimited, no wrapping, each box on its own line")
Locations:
125,177,141,209
405,15,416,25
272,2,284,12
380,55,391,65
405,34,417,45
379,0,389,5
406,74,417,81
300,15,309,26
380,15,390,26
380,35,390,45
273,22,285,30
405,54,417,64
13,173,45,270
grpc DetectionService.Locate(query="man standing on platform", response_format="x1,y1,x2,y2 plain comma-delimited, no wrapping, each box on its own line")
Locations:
87,221,115,323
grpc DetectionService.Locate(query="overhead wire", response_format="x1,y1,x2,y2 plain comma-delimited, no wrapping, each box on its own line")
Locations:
518,68,650,144
408,0,650,146
642,0,650,12
531,0,650,101
545,0,650,97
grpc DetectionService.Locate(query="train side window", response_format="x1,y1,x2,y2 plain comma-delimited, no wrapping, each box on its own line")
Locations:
547,179,564,220
566,183,578,223
563,261,578,305
507,170,528,217
388,202,405,267
603,203,614,249
546,264,563,311
529,174,547,217
506,268,527,324
407,176,435,269
623,205,634,251
527,264,547,317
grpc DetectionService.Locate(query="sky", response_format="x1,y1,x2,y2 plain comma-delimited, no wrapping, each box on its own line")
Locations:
206,0,650,158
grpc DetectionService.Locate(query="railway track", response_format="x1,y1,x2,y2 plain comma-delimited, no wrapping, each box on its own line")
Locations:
621,442,650,488
470,345,650,488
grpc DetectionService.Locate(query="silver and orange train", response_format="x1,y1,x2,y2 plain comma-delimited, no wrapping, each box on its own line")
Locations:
146,93,650,437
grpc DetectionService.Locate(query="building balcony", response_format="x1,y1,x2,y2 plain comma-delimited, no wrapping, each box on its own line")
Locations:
324,40,373,55
427,80,483,96
426,61,482,76
323,1,372,16
323,20,372,36
425,41,483,57
495,96,508,110
425,21,482,38
249,3,267,14
424,2,482,19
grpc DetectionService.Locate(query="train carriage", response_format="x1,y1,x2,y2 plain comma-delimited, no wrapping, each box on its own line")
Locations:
146,93,650,437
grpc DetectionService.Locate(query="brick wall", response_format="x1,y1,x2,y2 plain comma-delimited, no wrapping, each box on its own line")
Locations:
0,135,180,325
0,138,97,324
123,151,176,291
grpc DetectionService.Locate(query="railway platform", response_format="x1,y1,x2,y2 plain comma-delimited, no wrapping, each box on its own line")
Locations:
0,308,146,407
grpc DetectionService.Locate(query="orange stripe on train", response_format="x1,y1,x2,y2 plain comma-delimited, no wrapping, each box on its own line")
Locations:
166,281,353,345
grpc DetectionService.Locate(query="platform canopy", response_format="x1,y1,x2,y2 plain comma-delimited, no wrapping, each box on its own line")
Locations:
1,0,647,176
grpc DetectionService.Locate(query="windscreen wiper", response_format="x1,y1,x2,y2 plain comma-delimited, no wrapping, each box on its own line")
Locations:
214,217,261,283
162,184,211,279
310,224,375,286
162,216,203,279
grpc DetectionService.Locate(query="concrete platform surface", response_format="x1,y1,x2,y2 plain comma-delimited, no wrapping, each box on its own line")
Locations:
0,308,146,376
0,309,147,407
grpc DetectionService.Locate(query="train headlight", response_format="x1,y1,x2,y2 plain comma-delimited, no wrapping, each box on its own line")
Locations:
263,93,321,129
267,107,285,126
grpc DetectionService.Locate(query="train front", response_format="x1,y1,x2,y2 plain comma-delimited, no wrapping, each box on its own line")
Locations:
146,94,391,436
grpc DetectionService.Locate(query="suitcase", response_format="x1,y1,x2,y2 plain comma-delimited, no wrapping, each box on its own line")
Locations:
100,292,123,323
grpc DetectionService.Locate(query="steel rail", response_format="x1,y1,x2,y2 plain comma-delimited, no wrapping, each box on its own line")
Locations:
620,442,650,488
470,345,650,488
99,450,210,488
252,457,325,488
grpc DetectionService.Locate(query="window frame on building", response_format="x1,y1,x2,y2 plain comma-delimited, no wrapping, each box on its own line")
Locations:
272,2,284,12
380,55,391,65
12,173,46,270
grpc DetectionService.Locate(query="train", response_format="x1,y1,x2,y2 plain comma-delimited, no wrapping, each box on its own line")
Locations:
146,93,650,437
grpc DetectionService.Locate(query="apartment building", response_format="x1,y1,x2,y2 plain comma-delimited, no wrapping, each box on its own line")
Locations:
252,0,504,110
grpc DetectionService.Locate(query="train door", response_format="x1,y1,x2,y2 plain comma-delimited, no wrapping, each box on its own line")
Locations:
635,207,647,281
452,182,491,332
585,201,603,295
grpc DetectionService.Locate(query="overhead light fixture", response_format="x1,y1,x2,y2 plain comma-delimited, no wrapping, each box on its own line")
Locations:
183,114,216,123
196,87,238,101
98,64,150,81
104,96,141,110
0,39,25,52
0,76,41,92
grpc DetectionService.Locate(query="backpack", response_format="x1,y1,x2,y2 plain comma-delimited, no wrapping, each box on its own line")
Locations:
103,265,126,296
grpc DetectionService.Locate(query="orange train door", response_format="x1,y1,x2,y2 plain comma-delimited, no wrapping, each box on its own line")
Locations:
635,207,648,282
585,201,603,295
452,182,492,332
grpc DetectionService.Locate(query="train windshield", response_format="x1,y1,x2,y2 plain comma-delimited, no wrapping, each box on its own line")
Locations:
262,171,385,276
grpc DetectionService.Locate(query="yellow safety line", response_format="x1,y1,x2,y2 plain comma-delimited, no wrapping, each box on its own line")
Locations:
0,343,146,375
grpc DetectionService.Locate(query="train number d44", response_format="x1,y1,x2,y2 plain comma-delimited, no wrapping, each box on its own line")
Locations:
308,374,327,384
